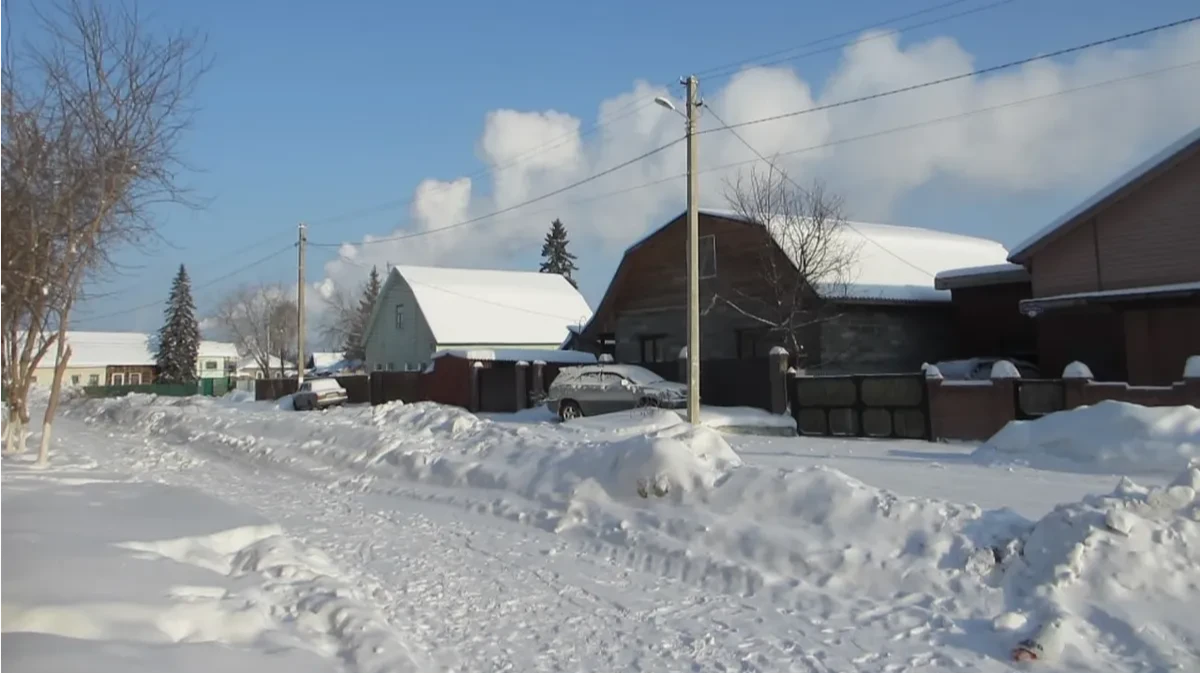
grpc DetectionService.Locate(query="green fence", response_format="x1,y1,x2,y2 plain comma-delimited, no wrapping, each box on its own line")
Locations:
82,377,237,399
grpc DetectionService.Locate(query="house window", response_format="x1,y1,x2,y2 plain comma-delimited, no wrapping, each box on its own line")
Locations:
736,328,768,359
111,373,125,385
129,373,142,385
205,360,218,370
71,375,80,385
89,374,100,386
374,363,384,372
255,371,264,379
386,362,395,371
395,304,404,329
639,334,667,363
699,234,717,279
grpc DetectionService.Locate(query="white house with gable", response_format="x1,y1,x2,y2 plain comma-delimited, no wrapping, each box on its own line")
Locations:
363,265,593,372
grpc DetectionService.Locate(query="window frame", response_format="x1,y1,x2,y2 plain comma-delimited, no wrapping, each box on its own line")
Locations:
111,372,126,385
129,373,142,385
395,304,405,330
699,234,717,279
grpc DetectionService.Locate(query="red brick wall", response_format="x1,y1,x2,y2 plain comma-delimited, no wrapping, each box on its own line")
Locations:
927,379,1017,441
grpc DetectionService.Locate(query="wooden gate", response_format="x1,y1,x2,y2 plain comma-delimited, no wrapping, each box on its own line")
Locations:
790,374,931,440
478,367,519,412
1013,379,1066,420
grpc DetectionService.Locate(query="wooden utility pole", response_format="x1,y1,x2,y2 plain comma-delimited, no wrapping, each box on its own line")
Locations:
297,222,307,385
684,74,701,424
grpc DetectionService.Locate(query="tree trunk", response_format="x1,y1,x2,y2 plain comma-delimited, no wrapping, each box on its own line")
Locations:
37,342,72,467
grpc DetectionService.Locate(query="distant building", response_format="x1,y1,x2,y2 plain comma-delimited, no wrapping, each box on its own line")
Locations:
197,340,239,379
31,331,156,387
363,265,593,373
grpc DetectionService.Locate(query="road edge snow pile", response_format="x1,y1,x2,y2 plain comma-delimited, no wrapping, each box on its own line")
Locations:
2,471,424,673
973,400,1200,476
989,463,1200,669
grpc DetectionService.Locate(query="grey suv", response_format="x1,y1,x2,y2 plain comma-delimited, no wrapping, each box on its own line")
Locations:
546,364,686,420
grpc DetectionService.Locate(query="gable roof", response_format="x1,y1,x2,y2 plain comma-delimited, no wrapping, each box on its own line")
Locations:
1008,126,1200,263
198,340,239,359
700,209,1010,303
375,265,593,346
36,331,156,368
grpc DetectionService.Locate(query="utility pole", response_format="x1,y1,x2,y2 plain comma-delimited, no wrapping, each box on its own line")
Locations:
297,222,307,385
684,74,701,425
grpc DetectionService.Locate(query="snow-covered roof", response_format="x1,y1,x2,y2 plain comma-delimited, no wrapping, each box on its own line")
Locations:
433,348,597,365
238,355,295,371
198,340,239,359
390,265,593,345
35,331,155,368
309,351,344,369
1008,126,1200,262
1020,280,1200,314
933,263,1030,290
701,209,1010,303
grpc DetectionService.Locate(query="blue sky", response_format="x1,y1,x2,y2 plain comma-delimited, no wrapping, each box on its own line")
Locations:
13,0,1198,336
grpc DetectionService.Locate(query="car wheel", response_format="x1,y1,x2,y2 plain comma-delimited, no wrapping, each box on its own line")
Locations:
558,400,583,421
636,397,659,408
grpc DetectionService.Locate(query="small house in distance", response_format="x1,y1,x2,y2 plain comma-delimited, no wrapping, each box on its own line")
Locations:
31,331,156,387
363,265,593,373
197,340,239,379
576,209,1010,373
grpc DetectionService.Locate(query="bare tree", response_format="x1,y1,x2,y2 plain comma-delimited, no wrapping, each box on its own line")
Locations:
317,285,358,352
2,0,209,464
711,166,860,362
214,285,298,379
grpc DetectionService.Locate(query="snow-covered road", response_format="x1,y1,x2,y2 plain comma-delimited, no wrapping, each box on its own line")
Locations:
32,408,979,672
7,395,1199,672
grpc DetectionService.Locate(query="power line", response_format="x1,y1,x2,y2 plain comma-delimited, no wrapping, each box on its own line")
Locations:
701,15,1200,135
337,252,591,323
704,105,937,278
697,0,1015,81
305,2,1018,230
309,137,685,247
72,242,298,325
310,58,1198,253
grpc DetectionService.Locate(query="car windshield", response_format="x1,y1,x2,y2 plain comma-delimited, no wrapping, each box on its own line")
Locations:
618,367,665,385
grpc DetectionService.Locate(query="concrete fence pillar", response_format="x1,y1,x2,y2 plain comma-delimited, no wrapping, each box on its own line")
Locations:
470,362,483,413
515,361,529,410
1062,360,1094,409
1183,355,1200,406
677,346,688,383
531,361,546,403
768,347,789,415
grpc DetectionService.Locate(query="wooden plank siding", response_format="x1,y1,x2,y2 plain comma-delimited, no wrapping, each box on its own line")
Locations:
1030,149,1200,298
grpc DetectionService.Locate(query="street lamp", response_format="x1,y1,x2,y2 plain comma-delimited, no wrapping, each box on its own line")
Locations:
656,77,702,425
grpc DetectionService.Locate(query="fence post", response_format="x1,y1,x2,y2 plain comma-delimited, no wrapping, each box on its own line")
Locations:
515,361,529,410
677,346,688,384
768,347,789,415
532,361,546,404
470,362,483,412
1183,355,1200,406
1062,360,1093,410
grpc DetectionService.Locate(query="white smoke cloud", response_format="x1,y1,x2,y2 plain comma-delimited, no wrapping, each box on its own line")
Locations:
320,24,1200,307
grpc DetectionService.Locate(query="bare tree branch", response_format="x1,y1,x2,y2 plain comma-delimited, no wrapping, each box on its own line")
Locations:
214,284,298,379
2,0,209,462
717,165,861,363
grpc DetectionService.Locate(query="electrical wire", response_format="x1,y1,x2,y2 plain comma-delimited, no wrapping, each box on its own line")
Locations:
72,243,298,325
697,0,1015,81
309,137,685,247
704,105,937,278
309,58,1199,251
701,15,1200,135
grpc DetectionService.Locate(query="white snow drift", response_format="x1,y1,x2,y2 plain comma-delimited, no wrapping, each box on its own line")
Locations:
974,400,1200,476
54,393,1200,670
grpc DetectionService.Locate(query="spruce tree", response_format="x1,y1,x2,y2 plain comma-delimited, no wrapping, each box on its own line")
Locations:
342,266,381,362
155,264,200,384
539,219,579,288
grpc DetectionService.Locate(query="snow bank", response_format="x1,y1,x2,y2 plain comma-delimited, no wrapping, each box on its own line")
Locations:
1,468,421,673
990,465,1200,668
974,400,1200,475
